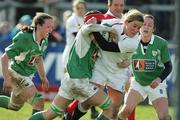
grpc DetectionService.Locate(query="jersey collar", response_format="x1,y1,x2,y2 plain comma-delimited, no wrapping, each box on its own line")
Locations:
149,34,155,45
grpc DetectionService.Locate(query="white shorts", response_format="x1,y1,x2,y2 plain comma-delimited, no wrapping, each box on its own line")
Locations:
130,78,167,102
90,61,128,92
58,73,99,102
9,68,34,96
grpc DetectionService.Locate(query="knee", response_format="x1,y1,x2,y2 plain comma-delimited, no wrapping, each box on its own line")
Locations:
158,113,170,120
112,106,120,118
8,102,23,111
29,93,44,110
118,105,132,119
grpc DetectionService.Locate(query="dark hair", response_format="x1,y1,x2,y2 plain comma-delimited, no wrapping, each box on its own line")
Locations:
108,0,125,6
21,26,34,33
31,12,53,29
84,10,102,16
144,14,156,30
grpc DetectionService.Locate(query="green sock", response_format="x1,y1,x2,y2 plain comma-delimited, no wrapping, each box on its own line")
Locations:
96,112,109,120
0,95,9,109
32,109,40,115
28,112,45,120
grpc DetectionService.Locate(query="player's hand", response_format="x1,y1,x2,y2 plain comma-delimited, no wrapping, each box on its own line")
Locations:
86,17,97,24
117,59,130,68
41,77,49,91
3,79,12,93
150,77,161,89
110,29,118,42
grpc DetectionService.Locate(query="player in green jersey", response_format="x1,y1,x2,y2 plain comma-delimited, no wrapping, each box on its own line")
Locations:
0,13,53,115
118,14,172,120
28,11,119,120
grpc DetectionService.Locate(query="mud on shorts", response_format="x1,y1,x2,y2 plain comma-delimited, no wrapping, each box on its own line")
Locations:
58,73,99,102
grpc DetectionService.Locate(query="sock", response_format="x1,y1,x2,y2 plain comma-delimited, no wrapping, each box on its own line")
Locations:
128,108,135,120
70,103,87,120
91,106,99,119
0,95,9,109
66,100,79,115
28,112,45,120
96,112,109,120
91,106,96,112
32,109,40,115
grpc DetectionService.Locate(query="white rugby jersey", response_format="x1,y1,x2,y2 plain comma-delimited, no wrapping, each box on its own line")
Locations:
62,13,84,67
96,18,140,73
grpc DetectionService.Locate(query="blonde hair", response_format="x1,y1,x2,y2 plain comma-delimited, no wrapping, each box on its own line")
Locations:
72,0,86,8
123,9,144,23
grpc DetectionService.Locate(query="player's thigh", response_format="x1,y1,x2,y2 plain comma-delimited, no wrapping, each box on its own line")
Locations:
53,94,72,110
11,85,37,104
108,86,123,106
85,89,108,106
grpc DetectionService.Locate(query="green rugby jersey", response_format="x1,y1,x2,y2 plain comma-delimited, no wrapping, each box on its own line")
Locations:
5,30,48,76
131,35,171,86
66,24,114,79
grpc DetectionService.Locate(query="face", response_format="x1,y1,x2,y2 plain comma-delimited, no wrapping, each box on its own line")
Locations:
140,17,154,37
74,3,86,17
124,20,143,37
109,0,124,18
38,19,54,39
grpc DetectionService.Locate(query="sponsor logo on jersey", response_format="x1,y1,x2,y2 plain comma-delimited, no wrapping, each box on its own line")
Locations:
133,59,156,71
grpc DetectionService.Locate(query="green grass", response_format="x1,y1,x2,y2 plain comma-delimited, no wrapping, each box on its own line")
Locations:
0,102,175,120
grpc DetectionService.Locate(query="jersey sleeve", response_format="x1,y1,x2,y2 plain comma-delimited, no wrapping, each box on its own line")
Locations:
81,24,114,35
161,40,171,63
5,33,28,59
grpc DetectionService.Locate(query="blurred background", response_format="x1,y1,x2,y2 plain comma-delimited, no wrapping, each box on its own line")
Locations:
0,0,178,118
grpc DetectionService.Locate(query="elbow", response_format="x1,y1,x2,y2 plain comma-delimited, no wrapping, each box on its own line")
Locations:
1,53,8,64
169,62,173,73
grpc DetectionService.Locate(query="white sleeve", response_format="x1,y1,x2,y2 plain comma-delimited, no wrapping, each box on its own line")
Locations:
81,24,114,35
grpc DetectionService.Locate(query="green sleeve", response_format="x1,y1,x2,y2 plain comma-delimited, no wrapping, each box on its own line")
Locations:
5,33,28,59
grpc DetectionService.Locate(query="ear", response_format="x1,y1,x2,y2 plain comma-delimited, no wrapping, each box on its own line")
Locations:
124,20,128,26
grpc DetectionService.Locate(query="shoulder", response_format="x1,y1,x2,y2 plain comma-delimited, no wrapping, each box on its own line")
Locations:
154,35,168,45
12,31,33,43
66,15,78,24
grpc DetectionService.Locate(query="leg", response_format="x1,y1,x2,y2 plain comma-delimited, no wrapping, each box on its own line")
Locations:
152,97,171,120
28,95,71,120
2,85,38,111
118,89,142,119
29,92,44,114
81,89,113,120
90,106,99,119
108,86,123,119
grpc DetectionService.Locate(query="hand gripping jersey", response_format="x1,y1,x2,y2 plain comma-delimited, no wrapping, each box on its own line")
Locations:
96,18,140,73
67,24,114,79
5,31,48,76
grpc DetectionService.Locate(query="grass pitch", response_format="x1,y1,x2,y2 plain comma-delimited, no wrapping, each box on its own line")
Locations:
0,102,175,120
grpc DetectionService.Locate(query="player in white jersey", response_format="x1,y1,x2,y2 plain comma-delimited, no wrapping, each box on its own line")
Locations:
62,0,86,73
90,9,144,119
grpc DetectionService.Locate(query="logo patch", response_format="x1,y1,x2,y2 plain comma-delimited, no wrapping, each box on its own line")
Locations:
133,59,156,71
152,50,158,57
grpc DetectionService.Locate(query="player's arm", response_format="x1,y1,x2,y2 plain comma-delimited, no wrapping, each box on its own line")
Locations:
1,53,12,93
92,32,120,52
37,57,49,91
